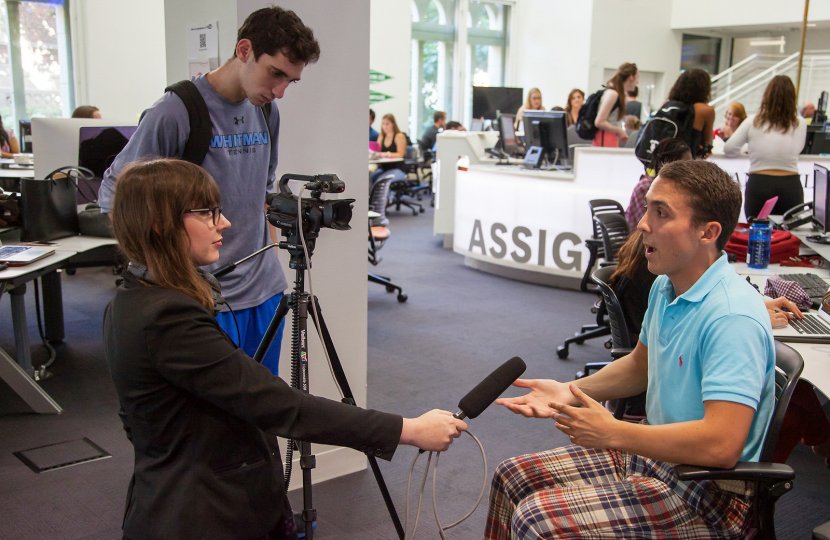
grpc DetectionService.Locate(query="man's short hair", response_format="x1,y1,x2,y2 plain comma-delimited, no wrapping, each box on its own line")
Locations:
657,160,741,251
236,6,320,65
369,108,376,122
434,111,447,123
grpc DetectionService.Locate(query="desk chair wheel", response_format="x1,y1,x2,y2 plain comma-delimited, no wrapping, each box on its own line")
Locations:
556,345,569,359
419,207,425,213
65,268,76,275
604,339,612,349
397,293,408,303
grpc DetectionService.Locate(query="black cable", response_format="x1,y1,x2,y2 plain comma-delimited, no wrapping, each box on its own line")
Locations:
32,279,57,372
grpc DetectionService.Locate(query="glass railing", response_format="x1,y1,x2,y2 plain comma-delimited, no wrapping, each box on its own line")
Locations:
710,51,830,121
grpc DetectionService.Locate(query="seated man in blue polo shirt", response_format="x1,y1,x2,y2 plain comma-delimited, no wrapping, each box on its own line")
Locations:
485,159,775,539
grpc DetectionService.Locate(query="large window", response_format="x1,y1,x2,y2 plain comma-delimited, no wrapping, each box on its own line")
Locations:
411,0,509,137
411,0,456,138
465,0,507,122
0,0,73,136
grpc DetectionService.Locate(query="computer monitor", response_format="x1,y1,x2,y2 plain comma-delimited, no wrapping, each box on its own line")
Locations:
32,118,135,179
472,86,523,120
522,110,569,168
470,118,484,132
78,126,137,178
805,126,830,155
815,90,828,125
814,163,830,232
18,120,32,153
496,113,522,157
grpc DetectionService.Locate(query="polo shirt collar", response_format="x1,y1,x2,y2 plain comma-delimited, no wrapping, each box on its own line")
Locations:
658,252,730,304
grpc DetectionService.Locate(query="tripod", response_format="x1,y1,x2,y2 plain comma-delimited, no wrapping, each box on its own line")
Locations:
250,251,405,540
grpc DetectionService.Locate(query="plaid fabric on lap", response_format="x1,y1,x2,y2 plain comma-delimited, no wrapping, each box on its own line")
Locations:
485,445,752,539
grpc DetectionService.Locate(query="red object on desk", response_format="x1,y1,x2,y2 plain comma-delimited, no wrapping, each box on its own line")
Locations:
725,224,801,264
779,255,825,268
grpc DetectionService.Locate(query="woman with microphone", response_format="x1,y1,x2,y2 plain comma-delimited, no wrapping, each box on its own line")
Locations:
104,158,466,539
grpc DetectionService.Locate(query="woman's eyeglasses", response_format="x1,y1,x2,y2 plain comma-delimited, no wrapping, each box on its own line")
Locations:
183,207,223,226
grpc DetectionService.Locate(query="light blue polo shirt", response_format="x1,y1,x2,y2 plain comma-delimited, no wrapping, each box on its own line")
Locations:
639,254,775,462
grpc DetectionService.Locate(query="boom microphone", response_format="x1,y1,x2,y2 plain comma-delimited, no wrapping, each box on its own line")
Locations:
454,356,526,420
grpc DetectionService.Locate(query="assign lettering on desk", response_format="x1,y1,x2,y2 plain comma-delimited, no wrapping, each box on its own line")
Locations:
468,219,583,271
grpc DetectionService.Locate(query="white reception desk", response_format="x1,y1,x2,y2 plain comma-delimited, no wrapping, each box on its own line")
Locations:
435,132,830,288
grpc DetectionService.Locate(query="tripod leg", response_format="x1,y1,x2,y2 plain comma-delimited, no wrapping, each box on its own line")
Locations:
309,299,405,539
252,294,291,364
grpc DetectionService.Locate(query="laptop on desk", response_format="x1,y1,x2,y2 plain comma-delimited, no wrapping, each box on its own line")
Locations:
0,244,55,266
773,290,830,344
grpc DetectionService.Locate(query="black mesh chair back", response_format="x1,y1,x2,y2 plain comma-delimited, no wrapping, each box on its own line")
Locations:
593,212,630,263
674,341,804,539
580,199,625,293
590,265,633,352
589,199,625,241
760,341,804,461
370,170,404,228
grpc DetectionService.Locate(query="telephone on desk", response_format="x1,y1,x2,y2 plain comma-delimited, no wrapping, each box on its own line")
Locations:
780,202,814,230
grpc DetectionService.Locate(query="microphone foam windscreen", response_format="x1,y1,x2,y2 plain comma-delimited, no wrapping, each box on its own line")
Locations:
458,356,526,419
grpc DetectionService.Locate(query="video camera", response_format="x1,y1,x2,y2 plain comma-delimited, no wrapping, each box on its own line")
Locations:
266,173,354,268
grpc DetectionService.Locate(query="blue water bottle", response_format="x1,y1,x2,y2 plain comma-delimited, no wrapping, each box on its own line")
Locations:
747,219,772,269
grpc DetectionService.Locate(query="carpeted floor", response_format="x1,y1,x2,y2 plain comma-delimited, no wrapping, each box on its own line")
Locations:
1,203,828,539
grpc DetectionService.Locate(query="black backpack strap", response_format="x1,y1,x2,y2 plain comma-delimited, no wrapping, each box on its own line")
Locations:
165,80,211,165
261,101,274,144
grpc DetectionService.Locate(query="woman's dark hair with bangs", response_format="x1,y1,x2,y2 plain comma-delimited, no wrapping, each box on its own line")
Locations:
112,159,220,310
235,6,320,65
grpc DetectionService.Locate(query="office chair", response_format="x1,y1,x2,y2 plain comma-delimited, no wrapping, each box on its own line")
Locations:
580,199,626,292
368,170,407,303
557,209,630,359
387,146,426,216
575,264,644,420
675,341,803,540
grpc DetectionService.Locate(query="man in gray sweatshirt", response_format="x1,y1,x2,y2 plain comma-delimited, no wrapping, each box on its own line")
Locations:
100,6,320,375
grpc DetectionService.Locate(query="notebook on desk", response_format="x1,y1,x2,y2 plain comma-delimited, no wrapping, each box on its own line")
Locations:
773,288,830,343
0,244,55,266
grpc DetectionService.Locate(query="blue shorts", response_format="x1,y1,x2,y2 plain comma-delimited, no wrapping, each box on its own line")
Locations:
216,292,285,375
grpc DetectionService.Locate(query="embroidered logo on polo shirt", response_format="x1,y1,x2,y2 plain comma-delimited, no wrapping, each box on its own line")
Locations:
679,355,683,368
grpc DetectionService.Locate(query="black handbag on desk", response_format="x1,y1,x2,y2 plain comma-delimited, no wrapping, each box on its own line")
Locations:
19,166,86,241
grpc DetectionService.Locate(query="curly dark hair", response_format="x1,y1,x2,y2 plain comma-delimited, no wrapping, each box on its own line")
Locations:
650,138,691,175
668,69,711,104
657,160,741,251
235,6,320,65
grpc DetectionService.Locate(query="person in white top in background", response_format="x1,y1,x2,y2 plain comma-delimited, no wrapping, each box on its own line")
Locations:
724,75,807,219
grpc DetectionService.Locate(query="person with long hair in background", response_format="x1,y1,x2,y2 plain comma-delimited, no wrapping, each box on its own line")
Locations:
724,75,807,218
371,112,408,185
593,62,639,147
665,68,716,157
0,114,20,158
714,102,747,142
515,87,544,129
564,88,585,127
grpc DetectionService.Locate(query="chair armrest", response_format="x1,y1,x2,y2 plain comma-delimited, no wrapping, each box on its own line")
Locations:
576,361,610,379
610,348,632,359
675,462,794,482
